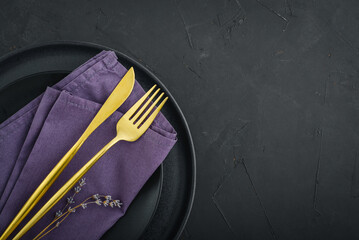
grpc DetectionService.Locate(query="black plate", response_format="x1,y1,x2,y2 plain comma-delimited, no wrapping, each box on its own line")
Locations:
0,42,195,240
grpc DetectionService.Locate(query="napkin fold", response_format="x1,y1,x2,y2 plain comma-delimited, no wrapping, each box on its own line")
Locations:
0,51,176,239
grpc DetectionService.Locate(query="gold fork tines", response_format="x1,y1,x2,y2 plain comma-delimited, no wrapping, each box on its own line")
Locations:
13,85,168,240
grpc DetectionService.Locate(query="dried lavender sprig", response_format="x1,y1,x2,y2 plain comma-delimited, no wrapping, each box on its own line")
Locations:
55,178,86,219
35,195,122,240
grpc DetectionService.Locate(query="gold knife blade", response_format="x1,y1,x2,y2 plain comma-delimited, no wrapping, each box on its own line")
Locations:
0,67,135,240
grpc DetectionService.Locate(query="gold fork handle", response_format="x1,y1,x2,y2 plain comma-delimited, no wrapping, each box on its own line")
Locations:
12,137,121,240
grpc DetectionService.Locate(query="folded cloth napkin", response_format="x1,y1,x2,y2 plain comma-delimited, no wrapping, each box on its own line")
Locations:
0,51,177,239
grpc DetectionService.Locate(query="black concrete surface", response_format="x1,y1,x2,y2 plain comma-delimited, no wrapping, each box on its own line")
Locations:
0,0,359,239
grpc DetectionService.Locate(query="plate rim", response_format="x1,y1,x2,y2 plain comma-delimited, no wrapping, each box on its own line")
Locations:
0,41,196,240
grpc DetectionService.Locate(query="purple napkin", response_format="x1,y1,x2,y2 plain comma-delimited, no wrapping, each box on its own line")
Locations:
0,51,176,239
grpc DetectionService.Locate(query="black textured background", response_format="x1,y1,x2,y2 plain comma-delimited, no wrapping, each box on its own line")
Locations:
1,0,359,239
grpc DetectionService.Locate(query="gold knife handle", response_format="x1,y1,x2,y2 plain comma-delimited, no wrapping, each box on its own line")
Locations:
13,137,120,240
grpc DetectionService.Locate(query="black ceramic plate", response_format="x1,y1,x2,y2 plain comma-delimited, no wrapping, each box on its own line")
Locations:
0,42,195,240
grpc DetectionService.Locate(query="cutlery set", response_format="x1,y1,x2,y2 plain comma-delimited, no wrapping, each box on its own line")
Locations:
0,67,168,240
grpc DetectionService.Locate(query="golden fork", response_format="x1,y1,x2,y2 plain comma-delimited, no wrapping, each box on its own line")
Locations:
13,85,168,240
0,68,135,240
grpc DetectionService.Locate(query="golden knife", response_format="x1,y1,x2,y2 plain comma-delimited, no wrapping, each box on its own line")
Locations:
0,67,135,240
